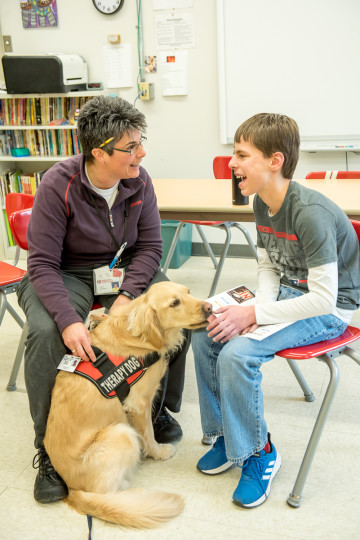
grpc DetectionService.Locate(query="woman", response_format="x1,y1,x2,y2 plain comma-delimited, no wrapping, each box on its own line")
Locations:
18,95,189,504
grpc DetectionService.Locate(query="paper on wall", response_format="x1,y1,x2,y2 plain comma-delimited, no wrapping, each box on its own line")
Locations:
152,0,193,9
159,50,188,96
103,44,132,88
154,11,195,49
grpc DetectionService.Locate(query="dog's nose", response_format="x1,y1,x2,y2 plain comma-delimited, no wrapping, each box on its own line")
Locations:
202,302,213,316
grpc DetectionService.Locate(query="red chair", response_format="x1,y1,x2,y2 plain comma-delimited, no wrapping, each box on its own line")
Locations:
276,219,360,507
5,193,34,266
0,261,27,387
306,171,360,179
162,156,258,297
213,155,232,179
6,207,103,391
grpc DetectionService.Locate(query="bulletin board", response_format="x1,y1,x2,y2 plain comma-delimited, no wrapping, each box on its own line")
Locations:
217,0,360,147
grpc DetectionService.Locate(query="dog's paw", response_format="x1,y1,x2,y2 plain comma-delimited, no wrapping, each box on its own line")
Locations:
149,443,176,461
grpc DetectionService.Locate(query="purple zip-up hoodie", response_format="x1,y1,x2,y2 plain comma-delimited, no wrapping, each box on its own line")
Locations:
27,154,162,334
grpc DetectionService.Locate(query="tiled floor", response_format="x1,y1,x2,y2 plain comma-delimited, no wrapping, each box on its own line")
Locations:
1,256,360,539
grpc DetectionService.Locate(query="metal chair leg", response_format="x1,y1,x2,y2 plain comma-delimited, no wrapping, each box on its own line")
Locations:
7,322,27,391
233,222,258,261
287,353,339,508
6,300,24,328
0,290,24,329
343,346,360,367
286,358,315,402
0,292,7,327
208,225,232,297
195,224,218,268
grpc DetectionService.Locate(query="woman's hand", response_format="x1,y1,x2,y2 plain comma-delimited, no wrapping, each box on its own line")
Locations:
109,294,132,314
206,304,256,343
62,322,96,362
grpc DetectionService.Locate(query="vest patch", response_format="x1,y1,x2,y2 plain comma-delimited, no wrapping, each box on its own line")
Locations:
74,346,160,402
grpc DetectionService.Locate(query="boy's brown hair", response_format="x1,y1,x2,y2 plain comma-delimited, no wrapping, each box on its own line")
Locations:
234,113,300,179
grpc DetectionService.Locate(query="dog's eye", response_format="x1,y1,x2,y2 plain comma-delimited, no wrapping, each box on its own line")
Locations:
170,299,180,307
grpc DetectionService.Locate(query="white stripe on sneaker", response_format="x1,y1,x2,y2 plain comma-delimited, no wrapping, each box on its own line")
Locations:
263,461,275,479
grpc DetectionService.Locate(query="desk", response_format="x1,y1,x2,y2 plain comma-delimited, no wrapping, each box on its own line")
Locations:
153,178,360,221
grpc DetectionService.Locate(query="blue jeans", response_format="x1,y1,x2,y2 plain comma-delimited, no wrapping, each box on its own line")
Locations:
192,286,347,463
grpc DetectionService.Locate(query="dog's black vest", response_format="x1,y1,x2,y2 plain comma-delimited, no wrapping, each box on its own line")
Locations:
74,346,161,402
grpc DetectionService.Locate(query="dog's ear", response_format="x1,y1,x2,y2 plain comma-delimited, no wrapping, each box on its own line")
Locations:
127,302,164,349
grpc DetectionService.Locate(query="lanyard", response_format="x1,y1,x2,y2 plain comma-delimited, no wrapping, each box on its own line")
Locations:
87,190,129,265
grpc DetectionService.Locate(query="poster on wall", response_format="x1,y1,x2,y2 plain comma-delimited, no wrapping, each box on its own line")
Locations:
154,11,195,49
103,44,133,88
159,51,188,96
20,0,59,28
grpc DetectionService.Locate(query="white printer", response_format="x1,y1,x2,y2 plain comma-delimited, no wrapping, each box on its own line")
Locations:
2,53,88,94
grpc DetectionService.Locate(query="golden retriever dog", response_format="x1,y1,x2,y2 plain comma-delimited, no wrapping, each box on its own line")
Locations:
44,281,212,529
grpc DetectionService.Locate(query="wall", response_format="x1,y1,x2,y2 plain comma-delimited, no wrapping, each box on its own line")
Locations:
218,0,360,146
1,0,360,248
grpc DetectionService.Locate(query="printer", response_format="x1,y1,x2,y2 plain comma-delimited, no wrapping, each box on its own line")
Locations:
2,53,88,94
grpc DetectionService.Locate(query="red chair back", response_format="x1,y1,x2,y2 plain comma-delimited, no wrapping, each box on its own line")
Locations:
305,171,329,179
5,193,34,218
335,171,360,179
213,156,232,179
306,171,360,179
8,208,32,251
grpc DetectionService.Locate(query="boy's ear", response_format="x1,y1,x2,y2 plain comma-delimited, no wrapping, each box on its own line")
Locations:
270,152,284,171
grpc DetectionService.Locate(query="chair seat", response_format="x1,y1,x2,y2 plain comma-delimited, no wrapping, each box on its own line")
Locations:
181,220,228,226
0,261,27,288
277,325,360,359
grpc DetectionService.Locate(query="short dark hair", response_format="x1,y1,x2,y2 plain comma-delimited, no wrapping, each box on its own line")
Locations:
77,95,147,160
234,113,300,179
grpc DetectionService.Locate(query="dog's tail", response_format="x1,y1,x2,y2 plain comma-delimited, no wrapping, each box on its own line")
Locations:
66,488,184,529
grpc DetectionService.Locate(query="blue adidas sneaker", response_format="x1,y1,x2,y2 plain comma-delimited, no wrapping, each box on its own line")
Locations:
197,435,234,475
232,435,281,507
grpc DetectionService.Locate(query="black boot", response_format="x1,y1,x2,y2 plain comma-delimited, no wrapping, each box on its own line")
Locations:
153,406,183,444
32,447,68,503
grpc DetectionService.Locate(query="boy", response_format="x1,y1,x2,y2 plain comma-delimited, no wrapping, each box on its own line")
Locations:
192,113,360,508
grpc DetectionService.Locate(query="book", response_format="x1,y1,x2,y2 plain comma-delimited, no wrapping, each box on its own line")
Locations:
3,209,15,247
207,285,293,341
35,97,42,125
9,169,22,193
20,173,32,194
0,130,8,155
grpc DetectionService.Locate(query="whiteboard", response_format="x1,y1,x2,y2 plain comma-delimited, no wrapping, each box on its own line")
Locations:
217,0,360,145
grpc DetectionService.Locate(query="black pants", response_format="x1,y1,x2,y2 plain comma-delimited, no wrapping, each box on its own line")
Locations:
17,267,190,449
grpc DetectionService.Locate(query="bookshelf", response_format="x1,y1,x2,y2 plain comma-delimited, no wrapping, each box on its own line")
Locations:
0,91,105,260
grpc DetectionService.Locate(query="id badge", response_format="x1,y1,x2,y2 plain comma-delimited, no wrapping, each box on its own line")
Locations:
58,354,81,372
93,265,125,295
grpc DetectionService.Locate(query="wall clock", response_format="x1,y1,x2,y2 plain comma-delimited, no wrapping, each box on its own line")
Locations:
92,0,125,15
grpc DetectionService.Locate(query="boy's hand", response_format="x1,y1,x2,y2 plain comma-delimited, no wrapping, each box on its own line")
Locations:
207,305,256,343
241,323,259,335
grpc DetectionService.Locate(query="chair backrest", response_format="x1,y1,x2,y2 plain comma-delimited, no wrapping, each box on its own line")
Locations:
306,171,360,179
5,193,35,217
350,219,360,245
8,208,32,251
213,156,232,179
5,193,34,264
